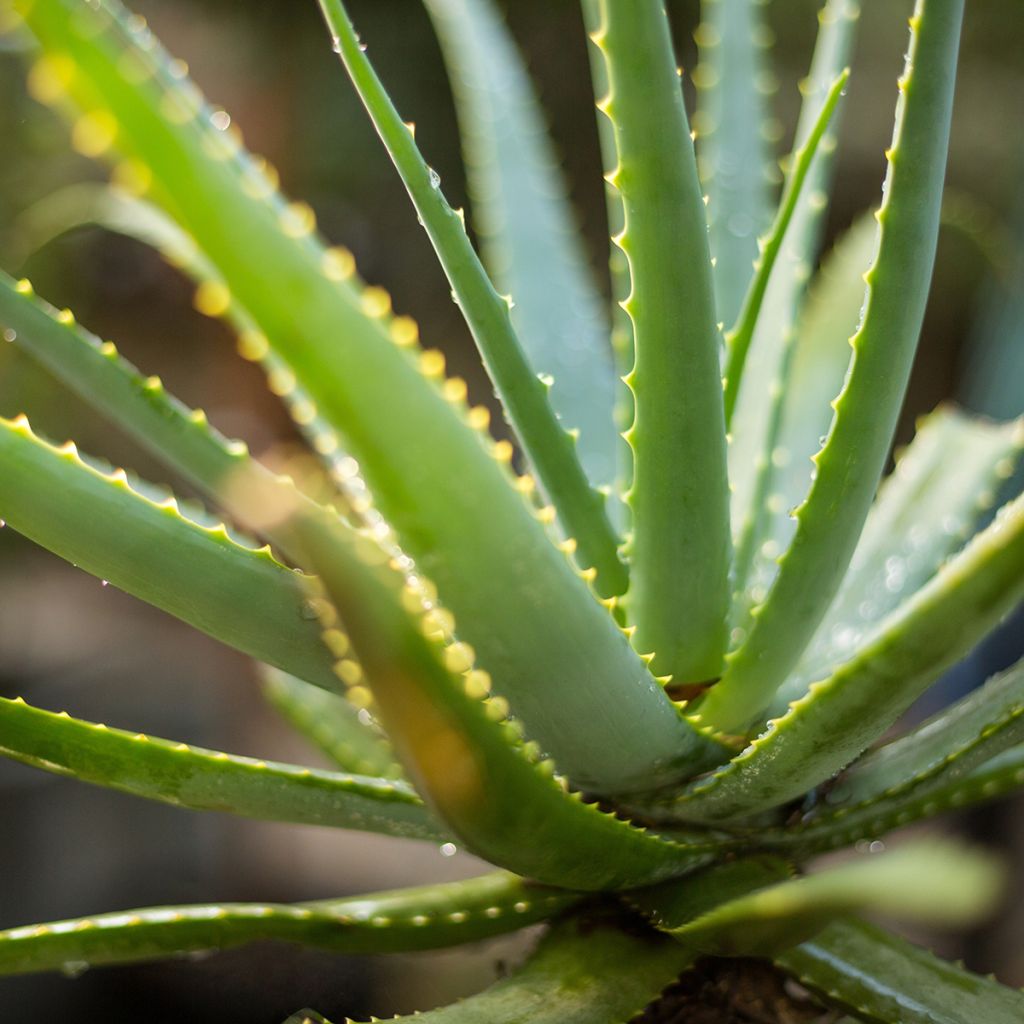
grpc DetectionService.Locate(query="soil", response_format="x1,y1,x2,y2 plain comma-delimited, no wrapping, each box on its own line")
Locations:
633,957,842,1024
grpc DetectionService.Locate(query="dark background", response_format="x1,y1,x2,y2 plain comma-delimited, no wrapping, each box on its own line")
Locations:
1,1,1022,1019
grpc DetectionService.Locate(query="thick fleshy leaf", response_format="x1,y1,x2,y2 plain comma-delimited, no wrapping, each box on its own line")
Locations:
694,0,776,328
0,695,437,840
318,0,626,598
290,912,696,1024
14,0,711,796
777,918,1024,1024
772,408,1024,711
698,0,967,733
0,413,339,691
645,491,1024,823
632,842,1001,957
296,514,722,890
422,0,622,499
727,0,860,577
592,0,731,684
0,873,575,977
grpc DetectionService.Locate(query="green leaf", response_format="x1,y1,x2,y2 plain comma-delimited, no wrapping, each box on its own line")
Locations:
772,407,1024,712
15,0,707,795
296,514,722,890
422,0,622,501
260,667,400,779
0,695,439,840
0,269,338,568
318,0,626,598
297,912,695,1024
0,873,575,977
694,0,776,328
767,659,1024,854
776,918,1024,1024
722,68,849,427
665,490,1024,823
593,0,731,683
727,0,861,595
632,842,1001,957
697,0,967,733
0,412,341,691
579,0,634,407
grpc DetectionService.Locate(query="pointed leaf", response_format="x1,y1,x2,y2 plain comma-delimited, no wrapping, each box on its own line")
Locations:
773,408,1024,711
0,873,575,976
422,0,622,497
698,0,968,732
593,0,731,683
0,695,438,840
776,918,1024,1024
14,0,707,794
633,842,1000,957
668,491,1024,823
296,514,722,890
318,0,625,598
0,413,340,691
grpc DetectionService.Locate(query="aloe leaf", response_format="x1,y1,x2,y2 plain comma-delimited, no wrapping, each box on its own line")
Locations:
744,213,878,611
318,0,625,598
722,68,849,427
579,0,634,407
727,0,860,572
0,873,576,977
12,183,366,510
825,658,1024,810
296,514,721,890
260,668,400,779
14,0,708,795
666,491,1024,823
292,912,695,1024
634,842,1001,957
0,413,343,691
0,695,438,840
592,0,731,684
776,917,1024,1024
0,271,340,566
698,0,967,733
694,0,776,328
421,0,622,502
772,409,1024,711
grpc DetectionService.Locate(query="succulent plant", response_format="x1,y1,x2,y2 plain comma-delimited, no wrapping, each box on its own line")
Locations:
1,0,1023,1020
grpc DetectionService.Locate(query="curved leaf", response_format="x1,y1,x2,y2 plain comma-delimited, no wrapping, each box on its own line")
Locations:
698,0,967,733
0,873,575,977
14,0,707,794
297,514,722,890
0,695,438,840
641,491,1024,823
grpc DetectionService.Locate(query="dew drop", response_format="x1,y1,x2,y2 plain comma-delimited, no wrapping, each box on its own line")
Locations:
209,109,231,131
428,167,441,190
2,328,15,343
439,842,457,857
60,961,90,979
101,579,109,587
300,600,320,621
331,35,342,53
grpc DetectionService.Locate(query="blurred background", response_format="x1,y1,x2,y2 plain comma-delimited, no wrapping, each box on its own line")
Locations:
0,0,1022,1019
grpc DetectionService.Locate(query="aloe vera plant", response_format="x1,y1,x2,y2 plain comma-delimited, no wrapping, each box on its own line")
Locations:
1,0,1023,1020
